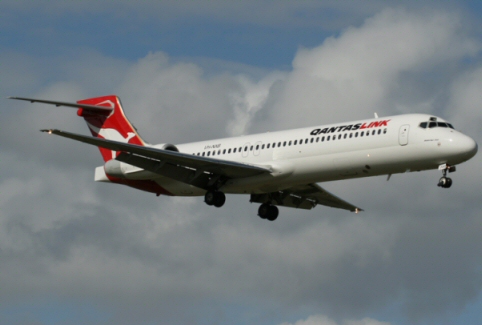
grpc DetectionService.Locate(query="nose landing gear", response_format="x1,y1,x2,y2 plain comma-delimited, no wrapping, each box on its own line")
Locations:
438,164,456,189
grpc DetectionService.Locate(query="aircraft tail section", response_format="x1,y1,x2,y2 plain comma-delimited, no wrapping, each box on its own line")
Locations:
77,95,146,162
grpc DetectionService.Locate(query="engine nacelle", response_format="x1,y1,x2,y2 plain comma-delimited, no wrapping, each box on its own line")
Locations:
103,143,179,179
150,143,179,152
104,159,127,178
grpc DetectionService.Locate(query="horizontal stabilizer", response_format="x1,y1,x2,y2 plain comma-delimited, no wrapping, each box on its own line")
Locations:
8,97,113,113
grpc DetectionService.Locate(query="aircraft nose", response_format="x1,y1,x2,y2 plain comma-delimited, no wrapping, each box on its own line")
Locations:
454,133,478,160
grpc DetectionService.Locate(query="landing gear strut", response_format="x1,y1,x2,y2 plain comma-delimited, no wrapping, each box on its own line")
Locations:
258,203,279,221
204,190,226,208
437,164,455,189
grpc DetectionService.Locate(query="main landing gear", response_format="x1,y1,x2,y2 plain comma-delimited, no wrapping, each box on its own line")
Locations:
204,190,226,208
258,203,279,221
204,190,279,221
437,164,456,189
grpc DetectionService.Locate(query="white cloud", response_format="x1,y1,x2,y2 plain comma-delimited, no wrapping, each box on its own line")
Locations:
254,9,479,132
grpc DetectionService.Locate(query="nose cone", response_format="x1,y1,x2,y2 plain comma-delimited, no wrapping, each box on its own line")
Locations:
451,133,478,162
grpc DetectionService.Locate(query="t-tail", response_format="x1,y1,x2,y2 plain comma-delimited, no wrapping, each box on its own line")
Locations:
76,95,146,161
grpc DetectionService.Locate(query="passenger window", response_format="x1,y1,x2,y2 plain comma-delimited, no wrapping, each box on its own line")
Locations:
294,140,297,145
383,129,387,134
288,141,292,146
202,152,205,156
223,149,226,154
333,135,336,141
321,136,325,142
250,146,253,151
378,129,381,135
228,149,231,154
300,139,303,144
261,144,265,149
256,145,259,150
278,142,282,147
338,134,342,139
218,150,221,155
361,132,364,137
372,130,376,135
344,134,347,139
366,131,370,136
327,136,330,141
244,146,248,152
316,137,319,142
310,138,314,143
349,133,352,138
283,141,287,147
207,152,211,156
267,144,270,149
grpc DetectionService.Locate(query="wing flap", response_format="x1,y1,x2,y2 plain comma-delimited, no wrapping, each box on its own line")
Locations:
251,183,362,212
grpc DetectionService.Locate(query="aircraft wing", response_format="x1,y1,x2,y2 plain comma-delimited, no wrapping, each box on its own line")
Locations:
250,183,362,212
41,129,272,180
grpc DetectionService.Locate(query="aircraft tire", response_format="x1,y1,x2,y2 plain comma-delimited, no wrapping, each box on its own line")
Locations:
204,191,216,206
213,192,226,208
258,203,270,219
267,205,279,221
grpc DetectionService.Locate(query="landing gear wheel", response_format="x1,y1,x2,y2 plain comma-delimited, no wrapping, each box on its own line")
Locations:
258,203,279,221
438,177,452,188
204,191,216,206
266,205,279,221
213,192,226,208
258,203,270,219
205,190,226,207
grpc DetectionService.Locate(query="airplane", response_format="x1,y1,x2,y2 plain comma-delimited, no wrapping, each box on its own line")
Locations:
9,95,478,221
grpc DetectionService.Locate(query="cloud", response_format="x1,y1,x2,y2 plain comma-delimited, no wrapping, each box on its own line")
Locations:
1,6,482,325
251,9,479,132
280,315,391,325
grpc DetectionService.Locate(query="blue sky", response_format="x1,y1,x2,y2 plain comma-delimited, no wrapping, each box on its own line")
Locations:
2,2,482,325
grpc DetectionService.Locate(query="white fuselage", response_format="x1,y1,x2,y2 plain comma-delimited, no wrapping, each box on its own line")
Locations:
115,114,478,196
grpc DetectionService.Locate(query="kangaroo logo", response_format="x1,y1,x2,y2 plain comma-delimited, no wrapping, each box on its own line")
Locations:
87,122,136,159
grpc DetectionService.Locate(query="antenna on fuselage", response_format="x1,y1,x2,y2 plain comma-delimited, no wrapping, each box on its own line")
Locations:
374,112,379,118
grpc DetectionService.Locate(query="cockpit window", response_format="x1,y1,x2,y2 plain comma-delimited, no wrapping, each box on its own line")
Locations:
420,121,455,130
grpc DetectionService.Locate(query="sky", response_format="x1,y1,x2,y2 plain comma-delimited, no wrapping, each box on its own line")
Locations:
1,1,482,325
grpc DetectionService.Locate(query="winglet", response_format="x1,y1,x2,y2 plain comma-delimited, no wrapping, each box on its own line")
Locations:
41,129,54,134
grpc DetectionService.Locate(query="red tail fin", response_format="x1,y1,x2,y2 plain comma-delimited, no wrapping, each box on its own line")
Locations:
77,95,145,162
